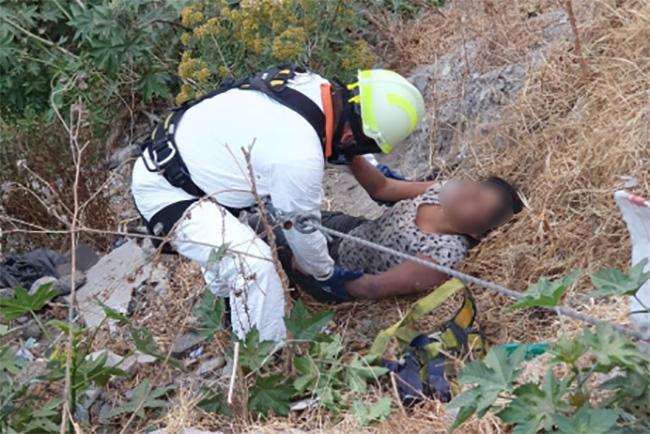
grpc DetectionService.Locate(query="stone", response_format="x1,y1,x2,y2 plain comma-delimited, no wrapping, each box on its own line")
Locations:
108,144,140,170
21,320,42,340
54,272,86,296
383,9,573,179
29,276,58,294
171,333,205,358
194,356,226,377
74,240,152,328
0,287,14,299
122,352,157,371
87,350,124,368
17,358,48,384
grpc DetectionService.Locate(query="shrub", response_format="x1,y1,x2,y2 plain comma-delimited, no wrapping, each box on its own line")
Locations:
175,0,376,104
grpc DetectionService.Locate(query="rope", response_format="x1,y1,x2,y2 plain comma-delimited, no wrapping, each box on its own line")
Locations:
277,212,650,343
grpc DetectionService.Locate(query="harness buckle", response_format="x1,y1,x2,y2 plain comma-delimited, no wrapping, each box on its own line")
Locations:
142,140,176,172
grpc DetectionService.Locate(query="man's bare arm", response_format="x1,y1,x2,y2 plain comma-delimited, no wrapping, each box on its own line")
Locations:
350,156,434,202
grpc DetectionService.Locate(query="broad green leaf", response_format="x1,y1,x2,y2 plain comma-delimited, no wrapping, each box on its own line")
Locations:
352,397,393,426
248,374,294,417
0,345,26,375
238,327,277,371
198,386,232,416
99,302,131,325
285,300,334,342
193,291,225,340
497,369,570,434
293,355,319,393
21,398,61,433
553,405,621,434
551,335,587,364
511,271,579,309
75,351,127,390
109,379,175,419
0,284,59,320
344,354,388,394
583,323,645,370
588,259,650,298
449,345,527,430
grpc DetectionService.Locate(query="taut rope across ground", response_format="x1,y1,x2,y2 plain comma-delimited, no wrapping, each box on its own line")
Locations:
274,210,650,343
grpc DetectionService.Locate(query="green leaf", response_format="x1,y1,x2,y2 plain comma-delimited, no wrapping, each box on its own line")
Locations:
129,325,183,370
345,354,388,394
248,374,294,417
208,244,230,266
285,300,334,342
553,405,621,434
99,302,132,325
109,379,175,420
0,284,59,320
352,397,393,426
497,369,570,434
449,345,527,430
588,259,650,298
193,291,225,340
197,386,232,416
293,355,319,393
75,351,127,390
238,327,277,371
0,345,26,375
551,335,587,364
21,398,61,433
511,271,579,310
583,323,645,370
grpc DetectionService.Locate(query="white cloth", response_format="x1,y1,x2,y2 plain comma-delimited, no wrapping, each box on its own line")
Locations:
131,71,336,341
614,190,650,339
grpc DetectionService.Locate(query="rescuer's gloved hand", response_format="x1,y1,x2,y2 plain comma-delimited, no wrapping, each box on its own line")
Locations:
376,163,406,181
314,265,363,301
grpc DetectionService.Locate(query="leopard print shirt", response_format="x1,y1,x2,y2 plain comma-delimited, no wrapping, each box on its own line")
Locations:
337,184,470,274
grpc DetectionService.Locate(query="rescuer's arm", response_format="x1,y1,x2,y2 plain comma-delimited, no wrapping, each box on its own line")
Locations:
270,159,335,279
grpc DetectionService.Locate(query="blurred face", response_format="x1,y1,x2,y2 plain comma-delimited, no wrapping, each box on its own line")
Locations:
439,180,506,235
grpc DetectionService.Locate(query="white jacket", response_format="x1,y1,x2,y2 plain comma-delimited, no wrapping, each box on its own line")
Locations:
132,71,335,279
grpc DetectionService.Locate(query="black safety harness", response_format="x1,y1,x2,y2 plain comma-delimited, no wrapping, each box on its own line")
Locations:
139,65,327,199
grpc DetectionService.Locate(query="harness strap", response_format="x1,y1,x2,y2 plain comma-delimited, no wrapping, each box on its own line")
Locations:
140,65,326,199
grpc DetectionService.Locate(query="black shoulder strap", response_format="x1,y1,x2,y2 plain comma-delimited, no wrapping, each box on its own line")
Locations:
245,65,325,144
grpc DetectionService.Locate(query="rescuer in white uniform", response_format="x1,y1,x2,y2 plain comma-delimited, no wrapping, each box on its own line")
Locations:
131,66,424,342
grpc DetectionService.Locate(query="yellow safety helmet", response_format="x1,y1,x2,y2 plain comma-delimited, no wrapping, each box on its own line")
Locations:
353,69,425,154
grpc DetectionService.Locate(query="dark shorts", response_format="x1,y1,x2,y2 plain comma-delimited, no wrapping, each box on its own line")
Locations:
247,211,367,303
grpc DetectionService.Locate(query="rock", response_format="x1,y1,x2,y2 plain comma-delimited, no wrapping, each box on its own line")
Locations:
15,315,29,325
0,287,14,299
17,358,48,384
29,276,58,294
21,320,42,340
194,356,226,377
108,144,140,170
87,350,124,368
386,9,573,179
54,272,86,296
122,352,157,371
74,240,153,328
171,333,205,358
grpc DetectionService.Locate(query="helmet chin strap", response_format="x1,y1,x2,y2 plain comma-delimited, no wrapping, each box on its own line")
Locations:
329,79,381,163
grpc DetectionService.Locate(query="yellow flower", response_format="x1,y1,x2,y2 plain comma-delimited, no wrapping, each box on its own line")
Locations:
175,84,193,105
180,32,192,46
340,40,376,71
178,55,209,80
196,67,211,83
181,6,205,28
271,27,307,61
218,65,231,78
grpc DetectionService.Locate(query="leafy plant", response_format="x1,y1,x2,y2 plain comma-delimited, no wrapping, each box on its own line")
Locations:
101,303,183,369
193,290,225,340
511,271,578,309
588,258,650,302
285,300,334,342
108,379,176,420
175,0,376,104
352,397,393,426
0,284,58,321
248,374,295,417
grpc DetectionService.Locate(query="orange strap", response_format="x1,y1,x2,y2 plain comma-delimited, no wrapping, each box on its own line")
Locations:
320,83,334,159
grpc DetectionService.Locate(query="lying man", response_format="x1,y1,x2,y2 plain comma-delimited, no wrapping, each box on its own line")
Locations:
251,156,523,303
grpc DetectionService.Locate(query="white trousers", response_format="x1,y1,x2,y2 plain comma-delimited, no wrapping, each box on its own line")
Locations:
131,161,286,342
